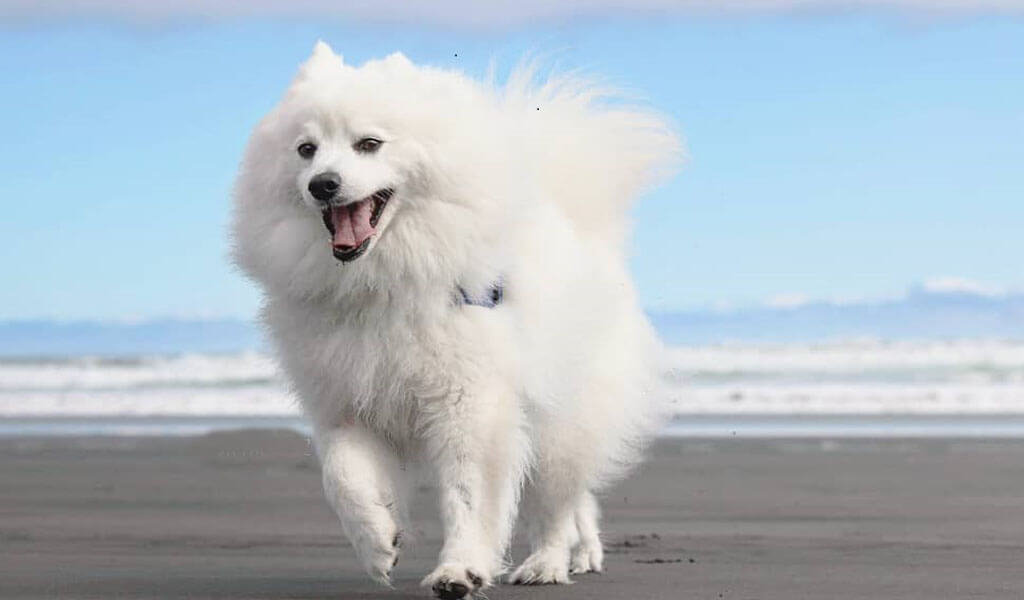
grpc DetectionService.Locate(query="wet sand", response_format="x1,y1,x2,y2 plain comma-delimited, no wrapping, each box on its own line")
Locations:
2,430,1023,599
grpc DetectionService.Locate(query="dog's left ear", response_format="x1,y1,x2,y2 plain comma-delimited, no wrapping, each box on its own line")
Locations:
299,40,345,77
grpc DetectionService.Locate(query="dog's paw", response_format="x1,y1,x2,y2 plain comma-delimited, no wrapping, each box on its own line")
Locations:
421,563,486,599
509,548,572,585
354,529,402,586
569,538,604,574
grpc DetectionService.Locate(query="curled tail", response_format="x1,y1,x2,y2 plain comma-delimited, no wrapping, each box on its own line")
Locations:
500,63,683,245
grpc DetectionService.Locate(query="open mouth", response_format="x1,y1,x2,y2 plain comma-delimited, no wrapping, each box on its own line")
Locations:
321,188,393,262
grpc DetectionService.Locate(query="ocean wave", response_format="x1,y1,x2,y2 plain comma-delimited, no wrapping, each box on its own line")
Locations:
0,352,278,391
3,340,1024,416
0,387,297,416
664,339,1024,384
668,383,1024,414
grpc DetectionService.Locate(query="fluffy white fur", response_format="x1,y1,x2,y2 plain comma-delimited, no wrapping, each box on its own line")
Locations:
232,42,679,598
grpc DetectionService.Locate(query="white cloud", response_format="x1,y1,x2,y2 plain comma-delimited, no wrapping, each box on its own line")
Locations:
766,292,814,309
1,0,1022,27
919,276,1005,297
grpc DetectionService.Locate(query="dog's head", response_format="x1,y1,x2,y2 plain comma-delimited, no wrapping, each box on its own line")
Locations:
281,42,428,263
233,42,510,300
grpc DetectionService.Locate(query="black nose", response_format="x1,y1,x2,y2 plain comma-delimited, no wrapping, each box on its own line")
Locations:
308,172,341,202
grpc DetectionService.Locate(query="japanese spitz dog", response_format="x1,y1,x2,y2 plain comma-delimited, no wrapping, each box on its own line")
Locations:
232,42,678,599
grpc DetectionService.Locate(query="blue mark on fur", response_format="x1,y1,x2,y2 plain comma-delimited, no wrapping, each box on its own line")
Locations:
456,280,503,308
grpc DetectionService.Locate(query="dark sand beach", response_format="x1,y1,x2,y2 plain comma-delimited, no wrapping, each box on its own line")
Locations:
2,430,1024,599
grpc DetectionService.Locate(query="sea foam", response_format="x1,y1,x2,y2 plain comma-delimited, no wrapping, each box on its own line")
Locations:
3,340,1024,416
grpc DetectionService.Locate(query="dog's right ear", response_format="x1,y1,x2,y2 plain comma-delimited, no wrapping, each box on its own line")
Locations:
299,40,345,77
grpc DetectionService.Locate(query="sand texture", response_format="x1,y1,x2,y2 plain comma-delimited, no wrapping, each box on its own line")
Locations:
2,431,1024,599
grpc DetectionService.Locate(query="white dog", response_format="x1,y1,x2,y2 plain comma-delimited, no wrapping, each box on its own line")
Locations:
232,42,678,599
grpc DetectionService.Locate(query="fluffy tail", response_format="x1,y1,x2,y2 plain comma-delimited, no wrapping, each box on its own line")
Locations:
500,63,683,244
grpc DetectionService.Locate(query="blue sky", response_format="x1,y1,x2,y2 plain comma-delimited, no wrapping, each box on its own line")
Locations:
1,9,1022,319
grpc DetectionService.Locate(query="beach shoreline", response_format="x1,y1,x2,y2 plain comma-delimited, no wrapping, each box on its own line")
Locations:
2,430,1023,599
7,413,1024,438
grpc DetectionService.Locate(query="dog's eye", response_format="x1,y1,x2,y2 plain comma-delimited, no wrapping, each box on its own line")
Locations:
354,138,383,154
297,142,317,159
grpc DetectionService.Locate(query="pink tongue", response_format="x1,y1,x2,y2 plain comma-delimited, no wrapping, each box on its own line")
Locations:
330,199,376,249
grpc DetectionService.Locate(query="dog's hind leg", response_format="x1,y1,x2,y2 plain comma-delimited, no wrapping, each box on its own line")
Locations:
314,425,405,586
419,383,528,599
509,474,582,585
569,490,604,574
510,420,604,585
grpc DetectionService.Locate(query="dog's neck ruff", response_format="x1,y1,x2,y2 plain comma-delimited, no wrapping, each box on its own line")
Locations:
456,279,504,308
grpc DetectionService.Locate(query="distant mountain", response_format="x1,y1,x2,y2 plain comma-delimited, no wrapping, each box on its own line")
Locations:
0,318,264,356
3,284,1023,355
651,285,1024,344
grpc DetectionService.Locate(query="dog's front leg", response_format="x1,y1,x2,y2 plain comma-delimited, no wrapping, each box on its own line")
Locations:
313,424,405,586
420,384,526,599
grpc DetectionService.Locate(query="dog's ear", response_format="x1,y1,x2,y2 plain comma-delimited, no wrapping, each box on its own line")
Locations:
312,41,344,64
299,40,345,76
